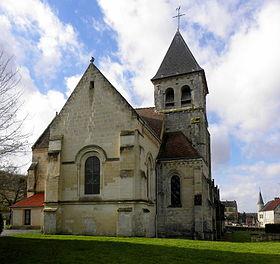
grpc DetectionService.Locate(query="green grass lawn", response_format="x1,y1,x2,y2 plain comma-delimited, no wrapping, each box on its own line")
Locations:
0,233,280,264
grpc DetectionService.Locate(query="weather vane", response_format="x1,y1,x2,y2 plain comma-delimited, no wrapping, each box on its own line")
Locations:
173,6,185,31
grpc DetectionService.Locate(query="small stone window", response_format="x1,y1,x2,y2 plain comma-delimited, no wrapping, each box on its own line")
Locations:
89,81,94,89
181,85,191,106
165,88,174,107
171,175,181,207
194,194,202,206
85,156,100,194
24,209,31,225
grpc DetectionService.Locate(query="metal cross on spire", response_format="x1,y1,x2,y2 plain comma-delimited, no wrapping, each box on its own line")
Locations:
173,6,185,31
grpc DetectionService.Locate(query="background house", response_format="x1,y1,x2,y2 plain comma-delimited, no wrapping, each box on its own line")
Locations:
221,200,238,225
258,197,280,227
10,193,44,228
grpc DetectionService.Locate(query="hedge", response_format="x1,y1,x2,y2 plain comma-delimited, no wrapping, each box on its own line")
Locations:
265,223,280,233
0,213,3,235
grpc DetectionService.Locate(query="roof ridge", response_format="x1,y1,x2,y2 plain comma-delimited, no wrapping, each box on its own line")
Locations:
134,106,155,110
261,198,280,211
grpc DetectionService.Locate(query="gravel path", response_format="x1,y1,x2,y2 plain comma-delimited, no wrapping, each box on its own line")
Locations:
1,229,41,236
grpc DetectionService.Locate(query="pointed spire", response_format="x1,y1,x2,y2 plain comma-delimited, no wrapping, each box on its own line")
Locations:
257,190,264,205
257,189,264,212
152,31,202,81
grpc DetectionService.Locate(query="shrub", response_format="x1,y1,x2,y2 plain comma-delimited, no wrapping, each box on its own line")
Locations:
0,213,3,235
265,223,280,233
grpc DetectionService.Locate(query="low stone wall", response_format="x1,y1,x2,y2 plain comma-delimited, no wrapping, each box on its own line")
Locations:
225,225,263,232
11,225,41,230
251,233,280,242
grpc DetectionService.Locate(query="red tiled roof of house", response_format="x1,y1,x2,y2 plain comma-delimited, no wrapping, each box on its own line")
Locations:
261,198,280,211
10,193,44,208
158,131,201,160
135,107,164,139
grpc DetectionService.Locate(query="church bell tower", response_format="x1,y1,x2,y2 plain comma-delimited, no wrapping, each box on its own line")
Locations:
151,30,210,165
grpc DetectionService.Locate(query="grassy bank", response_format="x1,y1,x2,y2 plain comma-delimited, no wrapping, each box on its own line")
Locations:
0,233,279,264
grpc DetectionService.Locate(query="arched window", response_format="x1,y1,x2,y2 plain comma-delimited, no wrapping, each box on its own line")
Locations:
181,85,191,106
171,175,181,207
165,88,174,107
146,156,153,200
85,156,100,194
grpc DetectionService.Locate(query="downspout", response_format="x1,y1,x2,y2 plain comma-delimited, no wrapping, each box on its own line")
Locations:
155,160,159,238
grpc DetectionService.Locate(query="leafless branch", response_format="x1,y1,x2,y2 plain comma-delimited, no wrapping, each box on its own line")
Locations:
0,50,29,168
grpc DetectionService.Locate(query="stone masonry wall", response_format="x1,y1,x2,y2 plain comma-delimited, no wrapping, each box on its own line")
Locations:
153,72,210,165
157,158,213,238
27,148,48,196
43,64,160,236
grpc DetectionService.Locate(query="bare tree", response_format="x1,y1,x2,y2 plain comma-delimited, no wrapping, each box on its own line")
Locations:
0,170,27,223
0,51,28,169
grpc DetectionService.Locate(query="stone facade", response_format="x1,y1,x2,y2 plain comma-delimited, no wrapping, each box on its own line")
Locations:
20,30,221,239
40,63,160,236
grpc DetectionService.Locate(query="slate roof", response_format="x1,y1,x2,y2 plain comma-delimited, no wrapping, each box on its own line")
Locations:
152,31,202,81
158,131,200,160
10,193,44,208
135,107,164,138
257,191,264,205
260,198,280,212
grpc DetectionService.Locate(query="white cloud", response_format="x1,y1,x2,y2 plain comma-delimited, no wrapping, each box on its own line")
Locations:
6,66,66,171
98,0,176,106
96,0,262,107
209,124,231,166
219,161,280,212
99,56,132,102
207,1,280,157
64,74,82,97
0,0,76,171
0,0,87,79
90,17,110,33
185,0,233,38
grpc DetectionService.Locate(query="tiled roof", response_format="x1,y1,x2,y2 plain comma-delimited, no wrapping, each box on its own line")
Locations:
10,193,44,208
261,198,280,211
158,131,200,160
152,31,202,81
221,201,237,207
135,107,164,139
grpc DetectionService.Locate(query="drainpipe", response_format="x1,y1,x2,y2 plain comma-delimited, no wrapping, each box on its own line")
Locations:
155,160,159,238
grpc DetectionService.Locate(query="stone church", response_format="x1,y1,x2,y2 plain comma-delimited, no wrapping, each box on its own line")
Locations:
12,30,223,239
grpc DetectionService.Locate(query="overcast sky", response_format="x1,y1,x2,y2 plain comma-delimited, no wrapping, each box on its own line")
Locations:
0,0,280,212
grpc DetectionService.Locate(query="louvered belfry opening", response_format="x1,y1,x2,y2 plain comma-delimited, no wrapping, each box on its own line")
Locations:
165,88,175,107
181,85,191,106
